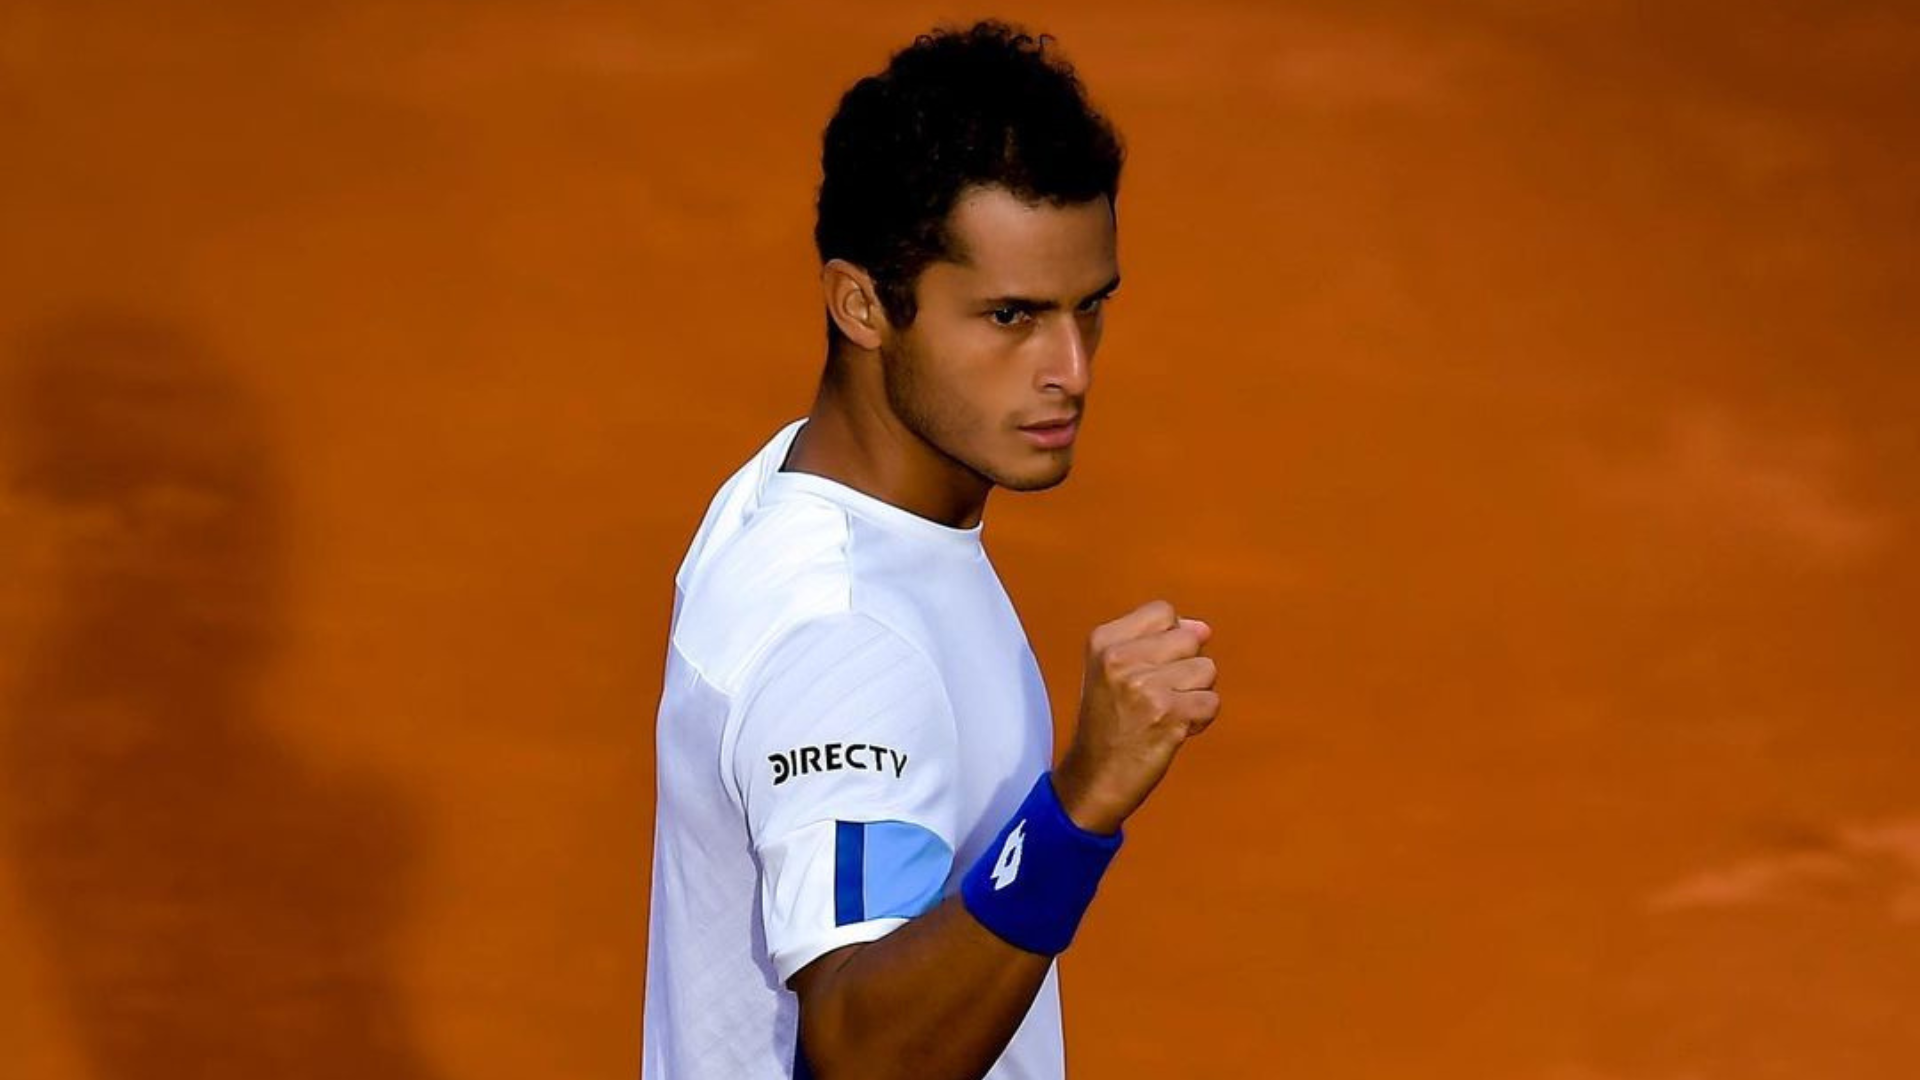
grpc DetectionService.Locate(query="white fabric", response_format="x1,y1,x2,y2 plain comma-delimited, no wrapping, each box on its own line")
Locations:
641,416,1066,1079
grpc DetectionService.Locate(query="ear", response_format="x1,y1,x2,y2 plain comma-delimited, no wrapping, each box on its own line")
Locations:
820,259,886,351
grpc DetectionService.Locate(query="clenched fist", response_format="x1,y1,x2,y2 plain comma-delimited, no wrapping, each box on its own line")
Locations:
1050,599,1220,835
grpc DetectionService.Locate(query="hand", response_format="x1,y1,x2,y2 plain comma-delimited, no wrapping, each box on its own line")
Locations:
1052,599,1220,834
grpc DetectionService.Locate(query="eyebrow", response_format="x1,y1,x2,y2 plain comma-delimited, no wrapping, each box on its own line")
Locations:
978,273,1122,313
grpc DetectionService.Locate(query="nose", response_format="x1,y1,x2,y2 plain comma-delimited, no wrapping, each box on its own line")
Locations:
1040,315,1092,396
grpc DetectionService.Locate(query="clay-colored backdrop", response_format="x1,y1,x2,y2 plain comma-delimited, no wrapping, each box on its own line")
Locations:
3,1,1916,1077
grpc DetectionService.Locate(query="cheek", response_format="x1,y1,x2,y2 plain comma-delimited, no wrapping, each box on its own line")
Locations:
916,319,1013,390
902,316,1037,434
890,330,990,427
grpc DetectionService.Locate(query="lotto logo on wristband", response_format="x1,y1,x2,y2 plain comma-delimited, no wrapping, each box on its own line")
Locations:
990,821,1026,890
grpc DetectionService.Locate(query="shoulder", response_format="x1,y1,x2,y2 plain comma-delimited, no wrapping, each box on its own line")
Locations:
736,609,946,710
675,495,886,696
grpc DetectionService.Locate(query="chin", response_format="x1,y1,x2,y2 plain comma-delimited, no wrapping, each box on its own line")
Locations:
993,457,1074,493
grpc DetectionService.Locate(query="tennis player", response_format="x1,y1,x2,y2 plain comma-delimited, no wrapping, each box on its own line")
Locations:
641,20,1221,1079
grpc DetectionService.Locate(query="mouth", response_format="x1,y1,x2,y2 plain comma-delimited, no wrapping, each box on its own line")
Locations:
1018,416,1079,449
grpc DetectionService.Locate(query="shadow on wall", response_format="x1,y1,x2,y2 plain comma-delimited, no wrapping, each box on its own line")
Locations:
3,312,441,1079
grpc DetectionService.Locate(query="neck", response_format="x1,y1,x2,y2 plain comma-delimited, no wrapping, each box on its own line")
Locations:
781,366,992,531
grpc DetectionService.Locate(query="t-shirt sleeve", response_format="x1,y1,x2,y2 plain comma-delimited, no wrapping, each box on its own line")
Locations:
725,610,962,986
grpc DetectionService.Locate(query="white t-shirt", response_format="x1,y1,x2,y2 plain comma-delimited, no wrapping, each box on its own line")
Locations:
641,417,1066,1079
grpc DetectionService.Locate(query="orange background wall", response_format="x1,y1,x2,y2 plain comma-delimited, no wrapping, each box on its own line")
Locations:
3,2,1917,1077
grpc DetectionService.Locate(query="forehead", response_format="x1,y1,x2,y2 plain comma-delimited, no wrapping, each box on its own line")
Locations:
927,185,1117,296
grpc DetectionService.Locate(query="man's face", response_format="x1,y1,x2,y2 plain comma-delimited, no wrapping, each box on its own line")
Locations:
879,184,1119,493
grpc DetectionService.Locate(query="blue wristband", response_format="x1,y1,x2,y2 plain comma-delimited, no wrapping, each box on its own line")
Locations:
960,770,1124,956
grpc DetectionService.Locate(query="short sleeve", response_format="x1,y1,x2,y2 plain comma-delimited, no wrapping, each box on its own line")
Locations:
726,611,962,985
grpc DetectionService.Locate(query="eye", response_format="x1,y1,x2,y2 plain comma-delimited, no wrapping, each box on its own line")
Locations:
1078,295,1109,314
988,307,1031,328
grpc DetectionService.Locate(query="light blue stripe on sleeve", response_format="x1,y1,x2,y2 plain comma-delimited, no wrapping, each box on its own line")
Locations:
861,820,953,920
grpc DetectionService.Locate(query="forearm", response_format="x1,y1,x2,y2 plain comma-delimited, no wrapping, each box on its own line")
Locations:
792,892,1052,1080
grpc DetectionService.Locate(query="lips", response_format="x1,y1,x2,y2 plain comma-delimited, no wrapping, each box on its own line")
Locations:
1019,417,1079,449
1020,416,1079,430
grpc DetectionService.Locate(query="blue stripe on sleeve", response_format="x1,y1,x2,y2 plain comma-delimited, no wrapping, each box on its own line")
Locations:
833,821,865,926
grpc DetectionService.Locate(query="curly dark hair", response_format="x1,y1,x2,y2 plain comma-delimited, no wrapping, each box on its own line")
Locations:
814,19,1125,350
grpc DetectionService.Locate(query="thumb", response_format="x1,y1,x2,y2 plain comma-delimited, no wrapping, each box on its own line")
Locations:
1180,617,1212,642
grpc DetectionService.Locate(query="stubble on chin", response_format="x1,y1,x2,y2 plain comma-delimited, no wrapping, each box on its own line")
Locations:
998,454,1073,493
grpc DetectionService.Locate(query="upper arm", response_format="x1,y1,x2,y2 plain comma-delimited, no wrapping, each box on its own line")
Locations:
729,612,964,987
